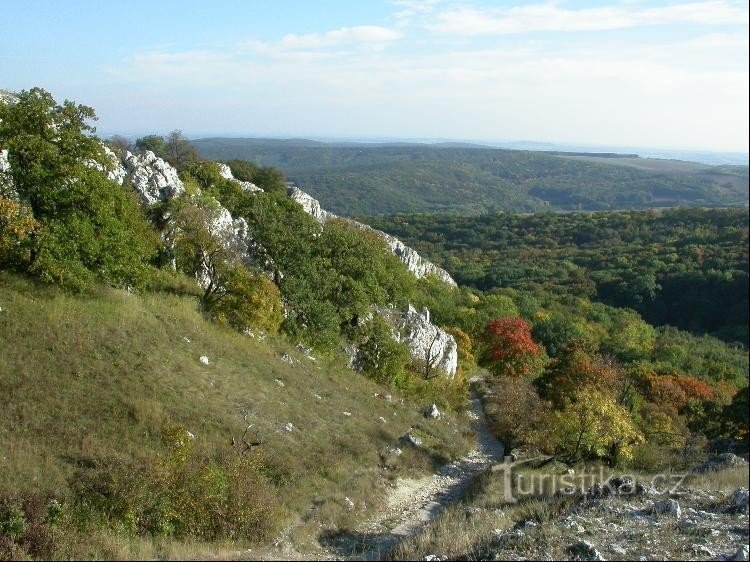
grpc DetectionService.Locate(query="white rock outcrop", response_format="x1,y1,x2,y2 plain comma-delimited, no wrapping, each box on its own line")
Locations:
121,150,185,205
0,149,14,197
287,186,456,286
396,305,458,377
218,163,263,193
360,304,458,378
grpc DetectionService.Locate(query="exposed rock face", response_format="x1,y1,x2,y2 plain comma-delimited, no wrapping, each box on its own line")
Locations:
122,150,185,205
397,305,458,377
287,186,457,286
288,186,334,222
217,163,262,193
369,304,458,378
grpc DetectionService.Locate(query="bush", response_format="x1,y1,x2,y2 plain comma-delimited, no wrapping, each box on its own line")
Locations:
209,267,283,334
0,198,37,268
356,315,410,387
0,494,60,560
70,423,285,542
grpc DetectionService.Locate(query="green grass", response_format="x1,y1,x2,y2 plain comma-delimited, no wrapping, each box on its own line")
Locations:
0,272,473,557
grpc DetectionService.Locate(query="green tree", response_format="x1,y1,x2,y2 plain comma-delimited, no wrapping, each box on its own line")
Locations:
356,315,410,386
135,134,167,157
0,88,158,290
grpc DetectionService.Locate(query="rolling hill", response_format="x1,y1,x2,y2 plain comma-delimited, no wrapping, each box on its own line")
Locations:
193,138,749,216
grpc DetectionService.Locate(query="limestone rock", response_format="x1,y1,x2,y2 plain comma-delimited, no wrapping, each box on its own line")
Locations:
728,488,749,513
653,498,681,518
397,305,458,377
425,403,442,419
567,540,606,561
400,433,423,447
217,162,262,193
0,149,14,198
694,453,748,473
122,150,185,205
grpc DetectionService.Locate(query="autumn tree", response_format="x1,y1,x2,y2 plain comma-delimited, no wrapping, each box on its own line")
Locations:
0,198,38,267
481,316,547,378
552,388,643,465
536,339,629,408
484,376,553,452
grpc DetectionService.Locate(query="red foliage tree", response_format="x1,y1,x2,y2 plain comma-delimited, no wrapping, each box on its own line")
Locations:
643,373,715,414
482,317,546,378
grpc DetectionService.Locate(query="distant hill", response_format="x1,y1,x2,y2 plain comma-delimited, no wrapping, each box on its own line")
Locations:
194,138,749,216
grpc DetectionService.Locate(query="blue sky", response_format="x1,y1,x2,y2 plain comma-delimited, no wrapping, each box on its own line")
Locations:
2,0,748,152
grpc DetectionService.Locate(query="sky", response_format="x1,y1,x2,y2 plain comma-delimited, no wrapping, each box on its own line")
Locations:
1,0,748,153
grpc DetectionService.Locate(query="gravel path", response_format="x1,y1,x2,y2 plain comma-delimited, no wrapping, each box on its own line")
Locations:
343,395,505,560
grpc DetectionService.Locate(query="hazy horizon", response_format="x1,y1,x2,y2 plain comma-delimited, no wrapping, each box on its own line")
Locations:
2,0,748,153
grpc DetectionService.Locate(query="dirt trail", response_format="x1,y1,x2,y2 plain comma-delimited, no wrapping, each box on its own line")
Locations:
322,395,505,560
250,395,503,561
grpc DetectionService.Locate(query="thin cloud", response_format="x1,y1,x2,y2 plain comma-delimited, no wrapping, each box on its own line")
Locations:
427,1,749,35
279,25,401,50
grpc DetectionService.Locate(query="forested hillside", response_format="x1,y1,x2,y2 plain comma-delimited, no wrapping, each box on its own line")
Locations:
1,89,748,560
194,138,749,215
362,209,749,345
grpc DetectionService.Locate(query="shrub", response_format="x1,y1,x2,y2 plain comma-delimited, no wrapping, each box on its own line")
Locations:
356,315,410,387
209,267,283,334
69,423,284,542
0,198,37,268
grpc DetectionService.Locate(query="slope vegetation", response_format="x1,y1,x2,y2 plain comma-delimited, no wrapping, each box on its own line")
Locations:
0,272,473,558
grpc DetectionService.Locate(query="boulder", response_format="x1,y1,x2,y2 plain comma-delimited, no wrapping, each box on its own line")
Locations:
728,488,749,513
694,453,748,473
400,433,423,447
653,498,681,518
567,540,606,561
425,403,441,419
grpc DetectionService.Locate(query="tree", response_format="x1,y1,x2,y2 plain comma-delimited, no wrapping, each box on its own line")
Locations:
164,130,197,171
135,134,167,157
0,88,158,290
536,339,628,408
484,376,553,452
481,316,547,378
169,197,245,308
106,135,133,157
552,389,643,465
356,315,409,387
0,198,38,267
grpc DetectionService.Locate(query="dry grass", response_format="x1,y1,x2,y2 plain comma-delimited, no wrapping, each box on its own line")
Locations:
684,465,749,493
0,272,474,558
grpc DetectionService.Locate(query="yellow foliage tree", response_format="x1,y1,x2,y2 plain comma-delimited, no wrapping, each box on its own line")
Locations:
552,388,643,465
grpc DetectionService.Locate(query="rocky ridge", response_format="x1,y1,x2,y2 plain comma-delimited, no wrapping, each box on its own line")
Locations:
288,186,457,287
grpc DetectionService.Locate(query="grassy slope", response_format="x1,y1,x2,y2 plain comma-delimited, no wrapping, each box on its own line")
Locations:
193,139,749,215
0,273,473,532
